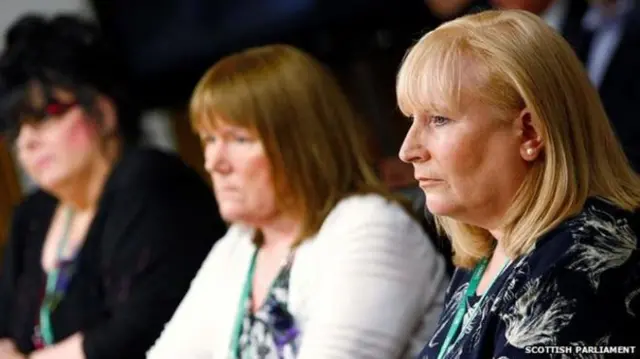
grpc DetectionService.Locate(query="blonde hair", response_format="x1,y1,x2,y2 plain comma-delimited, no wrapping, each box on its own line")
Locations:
396,9,640,269
191,44,405,245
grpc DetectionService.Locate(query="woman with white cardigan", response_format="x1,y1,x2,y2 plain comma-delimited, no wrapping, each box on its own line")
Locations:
147,44,448,359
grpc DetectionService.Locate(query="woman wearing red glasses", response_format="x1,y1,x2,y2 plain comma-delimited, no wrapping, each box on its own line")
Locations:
0,14,227,359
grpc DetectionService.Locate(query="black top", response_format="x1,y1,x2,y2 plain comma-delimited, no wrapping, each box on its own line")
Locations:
0,147,227,359
419,197,640,359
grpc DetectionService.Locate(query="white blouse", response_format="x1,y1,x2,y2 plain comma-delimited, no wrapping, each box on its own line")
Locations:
147,194,449,359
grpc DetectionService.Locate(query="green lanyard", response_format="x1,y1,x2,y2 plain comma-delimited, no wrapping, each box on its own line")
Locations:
228,250,259,359
437,257,511,359
39,207,74,346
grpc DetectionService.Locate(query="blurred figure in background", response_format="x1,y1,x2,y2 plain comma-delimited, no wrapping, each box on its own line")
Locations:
397,9,640,358
424,0,640,171
147,44,449,359
0,14,227,359
572,0,640,171
424,0,582,24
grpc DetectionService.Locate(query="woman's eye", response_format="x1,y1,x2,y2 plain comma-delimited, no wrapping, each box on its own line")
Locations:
201,135,216,143
431,116,450,127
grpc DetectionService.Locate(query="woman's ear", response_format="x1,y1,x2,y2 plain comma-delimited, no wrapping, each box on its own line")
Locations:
94,95,118,138
515,108,543,161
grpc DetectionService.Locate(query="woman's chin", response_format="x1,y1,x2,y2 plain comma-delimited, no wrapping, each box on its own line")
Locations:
218,205,250,224
34,173,68,193
424,195,459,218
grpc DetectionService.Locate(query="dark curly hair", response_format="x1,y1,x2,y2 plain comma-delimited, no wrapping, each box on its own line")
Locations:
0,13,141,144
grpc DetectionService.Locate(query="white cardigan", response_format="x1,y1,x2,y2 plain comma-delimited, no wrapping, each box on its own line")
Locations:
147,194,448,359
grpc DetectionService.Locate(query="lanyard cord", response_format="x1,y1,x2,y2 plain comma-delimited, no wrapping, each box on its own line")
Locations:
39,206,74,346
437,257,511,359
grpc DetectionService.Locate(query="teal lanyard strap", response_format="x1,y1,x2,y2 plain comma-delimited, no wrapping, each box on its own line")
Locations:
228,250,259,359
437,257,511,359
39,207,74,346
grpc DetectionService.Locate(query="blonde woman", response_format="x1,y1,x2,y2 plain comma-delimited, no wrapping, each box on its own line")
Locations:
397,9,640,359
146,44,448,359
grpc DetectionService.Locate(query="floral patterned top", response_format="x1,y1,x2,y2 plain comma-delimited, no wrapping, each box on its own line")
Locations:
419,197,640,359
236,254,300,359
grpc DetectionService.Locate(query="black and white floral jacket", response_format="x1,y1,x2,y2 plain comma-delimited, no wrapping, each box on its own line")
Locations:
420,197,640,359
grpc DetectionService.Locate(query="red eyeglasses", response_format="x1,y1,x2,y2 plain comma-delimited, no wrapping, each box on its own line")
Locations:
1,100,81,142
42,101,78,117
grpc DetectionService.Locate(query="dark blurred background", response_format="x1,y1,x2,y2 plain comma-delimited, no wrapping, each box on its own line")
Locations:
90,0,436,108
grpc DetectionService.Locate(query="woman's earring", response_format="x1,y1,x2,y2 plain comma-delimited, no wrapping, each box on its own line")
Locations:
526,148,534,156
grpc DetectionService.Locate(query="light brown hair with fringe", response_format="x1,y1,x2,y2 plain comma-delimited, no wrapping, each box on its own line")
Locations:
191,44,408,245
396,9,640,269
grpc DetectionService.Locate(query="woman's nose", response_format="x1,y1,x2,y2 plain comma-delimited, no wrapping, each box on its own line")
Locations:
399,123,429,163
204,141,231,174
